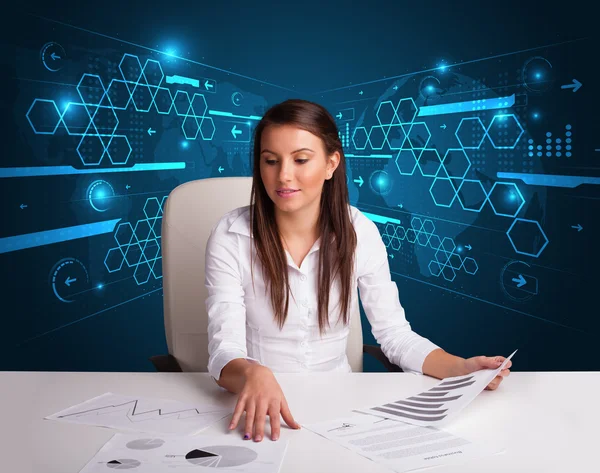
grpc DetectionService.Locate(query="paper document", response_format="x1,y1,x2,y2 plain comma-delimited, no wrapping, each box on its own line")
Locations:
77,432,288,473
45,392,230,435
357,350,517,427
305,412,501,473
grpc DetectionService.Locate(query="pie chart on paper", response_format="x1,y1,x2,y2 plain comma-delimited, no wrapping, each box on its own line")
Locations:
106,459,141,469
185,446,258,468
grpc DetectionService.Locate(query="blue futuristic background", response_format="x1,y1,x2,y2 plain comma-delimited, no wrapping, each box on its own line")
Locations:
1,2,597,371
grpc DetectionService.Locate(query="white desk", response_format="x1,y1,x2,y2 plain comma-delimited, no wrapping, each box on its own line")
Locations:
1,371,596,472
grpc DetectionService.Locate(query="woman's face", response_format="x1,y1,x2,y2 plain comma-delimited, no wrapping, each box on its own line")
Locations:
259,124,339,216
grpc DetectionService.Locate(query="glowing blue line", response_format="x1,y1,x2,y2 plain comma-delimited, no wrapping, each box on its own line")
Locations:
29,14,295,93
208,110,262,120
0,219,121,254
311,37,586,95
16,286,163,346
362,212,401,225
346,154,393,158
390,271,583,332
418,94,515,117
497,172,600,188
0,163,186,178
166,74,199,87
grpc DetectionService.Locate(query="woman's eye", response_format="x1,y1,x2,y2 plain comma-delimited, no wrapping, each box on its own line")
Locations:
296,159,308,164
266,160,277,165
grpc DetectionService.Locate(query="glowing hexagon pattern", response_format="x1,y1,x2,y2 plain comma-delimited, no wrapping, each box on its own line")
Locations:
25,53,214,167
104,196,166,285
380,217,478,282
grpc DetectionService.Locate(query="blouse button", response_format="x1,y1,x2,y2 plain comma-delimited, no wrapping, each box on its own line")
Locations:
300,341,308,348
300,274,307,282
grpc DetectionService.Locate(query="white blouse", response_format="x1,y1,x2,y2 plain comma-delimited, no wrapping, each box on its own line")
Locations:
205,204,440,381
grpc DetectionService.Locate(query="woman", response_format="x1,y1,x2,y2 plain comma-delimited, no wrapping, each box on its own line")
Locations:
204,99,511,443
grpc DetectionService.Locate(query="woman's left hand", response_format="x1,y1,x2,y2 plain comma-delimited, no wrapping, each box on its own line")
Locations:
459,356,512,391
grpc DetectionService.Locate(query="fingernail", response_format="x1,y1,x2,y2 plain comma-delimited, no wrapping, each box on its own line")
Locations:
243,434,250,440
229,423,234,430
272,435,279,441
254,435,262,442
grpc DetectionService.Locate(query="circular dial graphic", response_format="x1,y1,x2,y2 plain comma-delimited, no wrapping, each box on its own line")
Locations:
49,258,89,303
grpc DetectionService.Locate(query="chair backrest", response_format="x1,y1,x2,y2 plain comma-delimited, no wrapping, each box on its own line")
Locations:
161,176,363,372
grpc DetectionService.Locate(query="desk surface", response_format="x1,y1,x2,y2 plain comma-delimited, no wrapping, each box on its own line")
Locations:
1,371,597,472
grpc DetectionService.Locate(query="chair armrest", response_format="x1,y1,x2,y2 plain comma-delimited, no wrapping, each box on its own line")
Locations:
363,344,403,372
149,354,183,372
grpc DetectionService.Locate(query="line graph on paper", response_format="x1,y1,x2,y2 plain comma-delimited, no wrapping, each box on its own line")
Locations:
45,392,230,435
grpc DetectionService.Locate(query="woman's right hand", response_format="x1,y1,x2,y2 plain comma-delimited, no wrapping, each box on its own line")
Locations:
228,364,301,442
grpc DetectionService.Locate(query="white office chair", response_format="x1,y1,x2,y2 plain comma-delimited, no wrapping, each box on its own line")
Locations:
150,176,399,373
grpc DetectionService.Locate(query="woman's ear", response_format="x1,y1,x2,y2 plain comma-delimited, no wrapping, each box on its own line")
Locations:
327,151,341,176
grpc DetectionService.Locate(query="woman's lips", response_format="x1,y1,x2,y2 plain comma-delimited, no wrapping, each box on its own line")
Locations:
276,190,299,198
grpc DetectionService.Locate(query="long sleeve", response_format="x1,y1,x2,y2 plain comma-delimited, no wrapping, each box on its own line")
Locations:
357,217,440,374
205,221,259,381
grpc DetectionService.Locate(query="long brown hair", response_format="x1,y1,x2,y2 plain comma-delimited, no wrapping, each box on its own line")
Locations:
249,99,357,334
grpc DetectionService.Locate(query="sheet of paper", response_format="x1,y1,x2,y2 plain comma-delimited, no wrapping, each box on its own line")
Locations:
78,432,288,473
356,350,517,427
45,392,230,436
305,412,500,473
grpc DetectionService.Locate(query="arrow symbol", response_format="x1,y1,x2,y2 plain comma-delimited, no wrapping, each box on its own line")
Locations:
336,112,342,119
353,176,364,187
393,85,398,90
231,125,242,139
50,52,61,60
147,127,156,136
561,79,582,93
359,90,363,95
465,244,472,251
571,224,583,232
388,254,394,259
19,204,28,210
65,276,77,287
125,185,131,190
440,124,447,130
204,80,213,90
218,166,224,173
511,274,526,288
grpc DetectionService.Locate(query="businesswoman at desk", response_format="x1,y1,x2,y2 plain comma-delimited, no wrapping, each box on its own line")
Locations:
204,99,512,443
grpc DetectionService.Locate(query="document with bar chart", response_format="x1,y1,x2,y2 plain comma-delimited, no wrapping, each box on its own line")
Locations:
357,350,517,427
45,392,230,435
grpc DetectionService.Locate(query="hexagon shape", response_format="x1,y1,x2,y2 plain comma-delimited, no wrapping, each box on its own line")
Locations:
487,114,524,149
90,105,119,135
456,179,487,212
104,247,124,273
199,116,215,140
416,231,430,246
487,182,525,217
119,53,143,84
382,234,391,247
410,217,423,231
448,252,463,270
442,148,471,180
114,222,134,247
395,149,418,175
142,240,161,262
160,196,168,214
352,126,369,150
384,223,396,237
77,74,107,106
422,219,435,234
26,99,61,135
144,197,161,220
105,135,132,165
134,260,152,285
394,226,406,240
390,236,401,251
396,98,418,123
134,219,153,243
106,79,132,110
182,115,200,140
429,178,457,207
376,101,399,126
435,248,450,266
455,117,487,149
154,87,173,114
141,59,164,87
77,133,105,166
428,260,442,277
506,218,549,258
441,237,456,253
190,93,208,117
173,90,192,116
60,103,90,136
405,228,417,243
462,257,479,275
131,84,153,112
369,125,387,150
441,264,456,282
416,148,443,178
151,217,163,239
406,122,431,149
124,242,143,267
428,234,441,250
386,124,407,150
150,258,163,279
